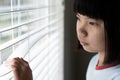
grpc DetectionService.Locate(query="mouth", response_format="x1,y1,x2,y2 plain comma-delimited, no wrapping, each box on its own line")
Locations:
80,41,88,46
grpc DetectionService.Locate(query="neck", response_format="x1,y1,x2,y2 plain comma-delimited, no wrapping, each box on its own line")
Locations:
97,51,106,66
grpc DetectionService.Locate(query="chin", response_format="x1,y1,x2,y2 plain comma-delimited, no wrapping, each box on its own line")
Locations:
83,47,97,53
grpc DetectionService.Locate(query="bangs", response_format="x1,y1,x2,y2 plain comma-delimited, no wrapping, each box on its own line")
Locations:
73,0,104,19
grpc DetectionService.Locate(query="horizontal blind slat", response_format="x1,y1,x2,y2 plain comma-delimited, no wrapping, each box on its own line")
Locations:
30,41,59,69
0,5,63,14
0,17,63,51
36,49,59,79
0,0,64,80
0,24,62,77
0,10,63,33
29,33,59,61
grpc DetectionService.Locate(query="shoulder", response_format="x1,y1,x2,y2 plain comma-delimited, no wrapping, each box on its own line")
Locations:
86,54,98,79
87,54,98,70
111,65,120,80
113,72,120,80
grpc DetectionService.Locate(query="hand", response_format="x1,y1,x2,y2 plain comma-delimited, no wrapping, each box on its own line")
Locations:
4,57,33,80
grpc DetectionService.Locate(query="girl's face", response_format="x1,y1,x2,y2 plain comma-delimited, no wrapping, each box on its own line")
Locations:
76,13,105,53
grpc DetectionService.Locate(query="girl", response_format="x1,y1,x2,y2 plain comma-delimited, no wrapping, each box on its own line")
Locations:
73,0,120,80
4,0,120,80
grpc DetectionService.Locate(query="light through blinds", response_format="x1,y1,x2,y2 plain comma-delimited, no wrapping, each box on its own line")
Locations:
0,0,64,80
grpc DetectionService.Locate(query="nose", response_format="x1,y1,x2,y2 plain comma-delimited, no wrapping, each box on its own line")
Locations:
79,28,87,37
78,28,88,38
77,22,88,38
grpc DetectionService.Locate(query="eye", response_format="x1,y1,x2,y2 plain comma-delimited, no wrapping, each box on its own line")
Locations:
89,21,98,26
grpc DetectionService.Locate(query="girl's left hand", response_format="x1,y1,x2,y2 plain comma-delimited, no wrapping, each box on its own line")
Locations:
4,57,33,80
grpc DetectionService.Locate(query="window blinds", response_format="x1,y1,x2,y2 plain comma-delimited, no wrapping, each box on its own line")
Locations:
0,0,64,80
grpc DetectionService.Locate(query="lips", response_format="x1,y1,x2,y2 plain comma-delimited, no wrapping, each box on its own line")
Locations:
80,41,88,46
77,36,88,46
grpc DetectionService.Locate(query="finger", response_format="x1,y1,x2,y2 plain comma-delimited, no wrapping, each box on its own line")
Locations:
4,58,19,66
4,58,21,71
7,57,27,67
14,57,25,66
16,57,31,72
19,58,30,68
10,57,28,71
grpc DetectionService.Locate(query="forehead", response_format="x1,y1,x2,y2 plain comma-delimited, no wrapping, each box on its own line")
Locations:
76,13,104,26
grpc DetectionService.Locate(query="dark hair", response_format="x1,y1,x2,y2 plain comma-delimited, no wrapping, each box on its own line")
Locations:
73,0,120,64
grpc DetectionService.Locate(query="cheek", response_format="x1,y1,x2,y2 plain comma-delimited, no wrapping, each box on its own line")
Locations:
91,33,105,51
76,22,79,32
76,23,80,38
